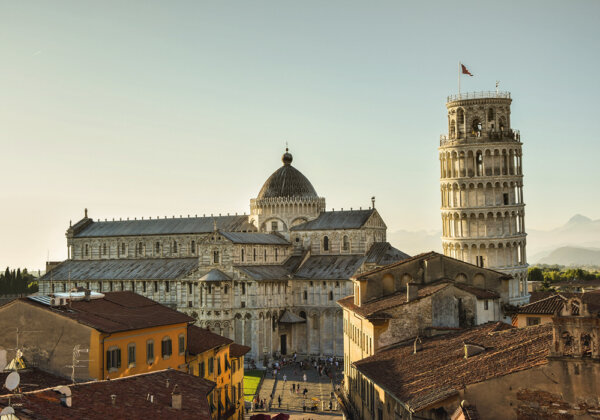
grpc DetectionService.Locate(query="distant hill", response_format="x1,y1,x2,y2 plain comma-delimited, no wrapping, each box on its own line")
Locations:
389,214,600,266
536,246,600,267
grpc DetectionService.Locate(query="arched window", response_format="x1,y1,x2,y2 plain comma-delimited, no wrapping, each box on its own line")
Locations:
85,244,89,257
275,248,278,261
329,291,334,301
253,248,257,261
191,240,196,255
449,120,456,137
488,108,494,122
299,311,307,319
173,241,178,253
155,242,160,254
121,243,126,256
213,250,220,264
323,236,329,251
138,242,143,255
342,235,350,252
102,243,107,255
241,248,245,262
457,109,465,124
264,249,267,261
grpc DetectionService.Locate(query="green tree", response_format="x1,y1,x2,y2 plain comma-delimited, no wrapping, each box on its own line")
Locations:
528,267,544,283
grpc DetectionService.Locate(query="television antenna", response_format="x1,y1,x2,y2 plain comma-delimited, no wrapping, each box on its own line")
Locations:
65,345,90,383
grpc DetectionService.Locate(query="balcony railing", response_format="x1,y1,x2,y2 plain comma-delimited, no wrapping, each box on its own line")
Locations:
447,91,511,102
440,129,520,146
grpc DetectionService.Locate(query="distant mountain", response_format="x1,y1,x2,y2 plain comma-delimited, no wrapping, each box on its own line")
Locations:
536,246,600,266
388,214,600,266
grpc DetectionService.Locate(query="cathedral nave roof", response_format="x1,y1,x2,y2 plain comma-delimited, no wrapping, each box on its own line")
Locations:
39,258,198,282
72,215,256,238
220,231,290,245
294,255,366,280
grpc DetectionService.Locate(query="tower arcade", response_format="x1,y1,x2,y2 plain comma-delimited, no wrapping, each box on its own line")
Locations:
439,91,529,305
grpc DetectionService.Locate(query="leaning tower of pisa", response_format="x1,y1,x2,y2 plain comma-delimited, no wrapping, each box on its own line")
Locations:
439,91,529,305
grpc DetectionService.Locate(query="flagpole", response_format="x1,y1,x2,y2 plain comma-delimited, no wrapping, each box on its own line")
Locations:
458,61,461,97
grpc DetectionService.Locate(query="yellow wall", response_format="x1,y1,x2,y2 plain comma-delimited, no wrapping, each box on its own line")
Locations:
514,314,554,328
90,323,188,380
187,344,238,420
230,355,245,420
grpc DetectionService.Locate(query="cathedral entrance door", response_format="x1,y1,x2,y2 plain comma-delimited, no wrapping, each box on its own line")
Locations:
280,334,287,355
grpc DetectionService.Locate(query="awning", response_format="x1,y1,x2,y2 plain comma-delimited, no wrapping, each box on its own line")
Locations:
278,310,306,324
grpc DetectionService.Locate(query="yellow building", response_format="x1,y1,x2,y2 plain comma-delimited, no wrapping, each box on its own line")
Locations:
0,290,194,381
186,325,249,420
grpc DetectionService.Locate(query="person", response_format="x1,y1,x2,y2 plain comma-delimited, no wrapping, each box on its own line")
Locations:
329,400,333,411
278,395,281,408
283,374,287,383
303,387,308,397
303,373,307,382
296,384,300,394
292,383,296,392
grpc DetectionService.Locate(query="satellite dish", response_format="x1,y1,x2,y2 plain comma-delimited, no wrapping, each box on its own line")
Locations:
5,371,20,391
0,406,15,415
56,385,72,397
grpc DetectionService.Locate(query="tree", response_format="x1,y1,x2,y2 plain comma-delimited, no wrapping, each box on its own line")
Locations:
528,267,544,283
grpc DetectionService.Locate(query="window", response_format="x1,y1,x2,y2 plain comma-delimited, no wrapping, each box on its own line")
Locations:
120,281,124,290
484,299,489,310
143,281,146,293
85,244,89,256
191,240,196,254
303,290,308,300
138,242,143,255
241,248,245,262
106,347,121,371
161,337,173,358
503,193,509,205
109,282,113,292
488,108,494,122
476,255,484,267
217,357,222,375
224,285,228,294
271,221,278,231
208,284,212,294
165,281,170,293
121,243,126,255
323,236,329,251
527,317,541,326
329,291,334,301
178,334,185,355
188,283,193,294
146,340,154,364
342,235,349,251
199,361,205,377
213,250,220,264
128,343,136,366
155,242,160,254
154,281,158,292
253,248,257,261
102,243,107,255
225,356,230,371
173,241,178,253
275,248,278,261
264,249,267,260
241,283,246,295
208,357,214,374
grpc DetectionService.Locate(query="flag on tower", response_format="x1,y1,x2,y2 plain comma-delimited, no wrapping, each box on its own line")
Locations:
461,64,473,76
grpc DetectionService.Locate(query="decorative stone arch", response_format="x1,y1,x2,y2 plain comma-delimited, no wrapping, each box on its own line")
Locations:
382,273,395,295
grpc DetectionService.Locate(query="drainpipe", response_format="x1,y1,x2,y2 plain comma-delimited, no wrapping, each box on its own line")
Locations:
101,333,112,380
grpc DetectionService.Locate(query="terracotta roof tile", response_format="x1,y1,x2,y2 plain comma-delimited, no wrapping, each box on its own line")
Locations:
229,344,251,358
0,368,70,393
22,292,194,333
354,322,552,412
187,325,233,355
0,369,215,419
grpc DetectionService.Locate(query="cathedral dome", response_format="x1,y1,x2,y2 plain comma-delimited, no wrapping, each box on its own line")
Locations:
257,150,318,200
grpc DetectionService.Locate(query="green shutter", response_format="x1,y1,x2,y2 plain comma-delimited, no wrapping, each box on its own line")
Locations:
106,350,111,370
117,349,121,368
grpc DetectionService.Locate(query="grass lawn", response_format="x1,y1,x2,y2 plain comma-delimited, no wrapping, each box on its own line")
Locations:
244,369,264,402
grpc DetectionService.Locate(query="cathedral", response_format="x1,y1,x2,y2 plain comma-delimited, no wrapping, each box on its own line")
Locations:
39,150,409,362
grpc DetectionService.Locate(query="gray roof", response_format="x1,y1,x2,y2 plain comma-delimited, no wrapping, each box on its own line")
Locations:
72,215,256,238
39,258,198,281
199,269,232,282
365,242,410,265
234,265,292,281
220,232,290,245
291,209,375,231
257,153,319,200
294,255,365,280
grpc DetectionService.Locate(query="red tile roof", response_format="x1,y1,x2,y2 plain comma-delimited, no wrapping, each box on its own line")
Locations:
353,322,552,412
0,368,70,393
21,292,194,333
187,325,233,355
337,281,498,319
518,291,600,315
229,344,251,358
0,369,215,420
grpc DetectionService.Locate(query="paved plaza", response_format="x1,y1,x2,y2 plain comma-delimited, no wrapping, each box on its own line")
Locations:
248,357,343,419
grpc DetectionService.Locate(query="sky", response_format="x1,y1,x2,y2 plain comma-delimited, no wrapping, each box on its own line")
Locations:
1,1,599,270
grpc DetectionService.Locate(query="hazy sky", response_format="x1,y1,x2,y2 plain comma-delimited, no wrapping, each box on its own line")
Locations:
2,1,599,269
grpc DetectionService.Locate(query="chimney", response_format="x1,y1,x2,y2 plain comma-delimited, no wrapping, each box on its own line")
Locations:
171,384,182,410
111,394,117,406
407,283,418,302
84,289,91,302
